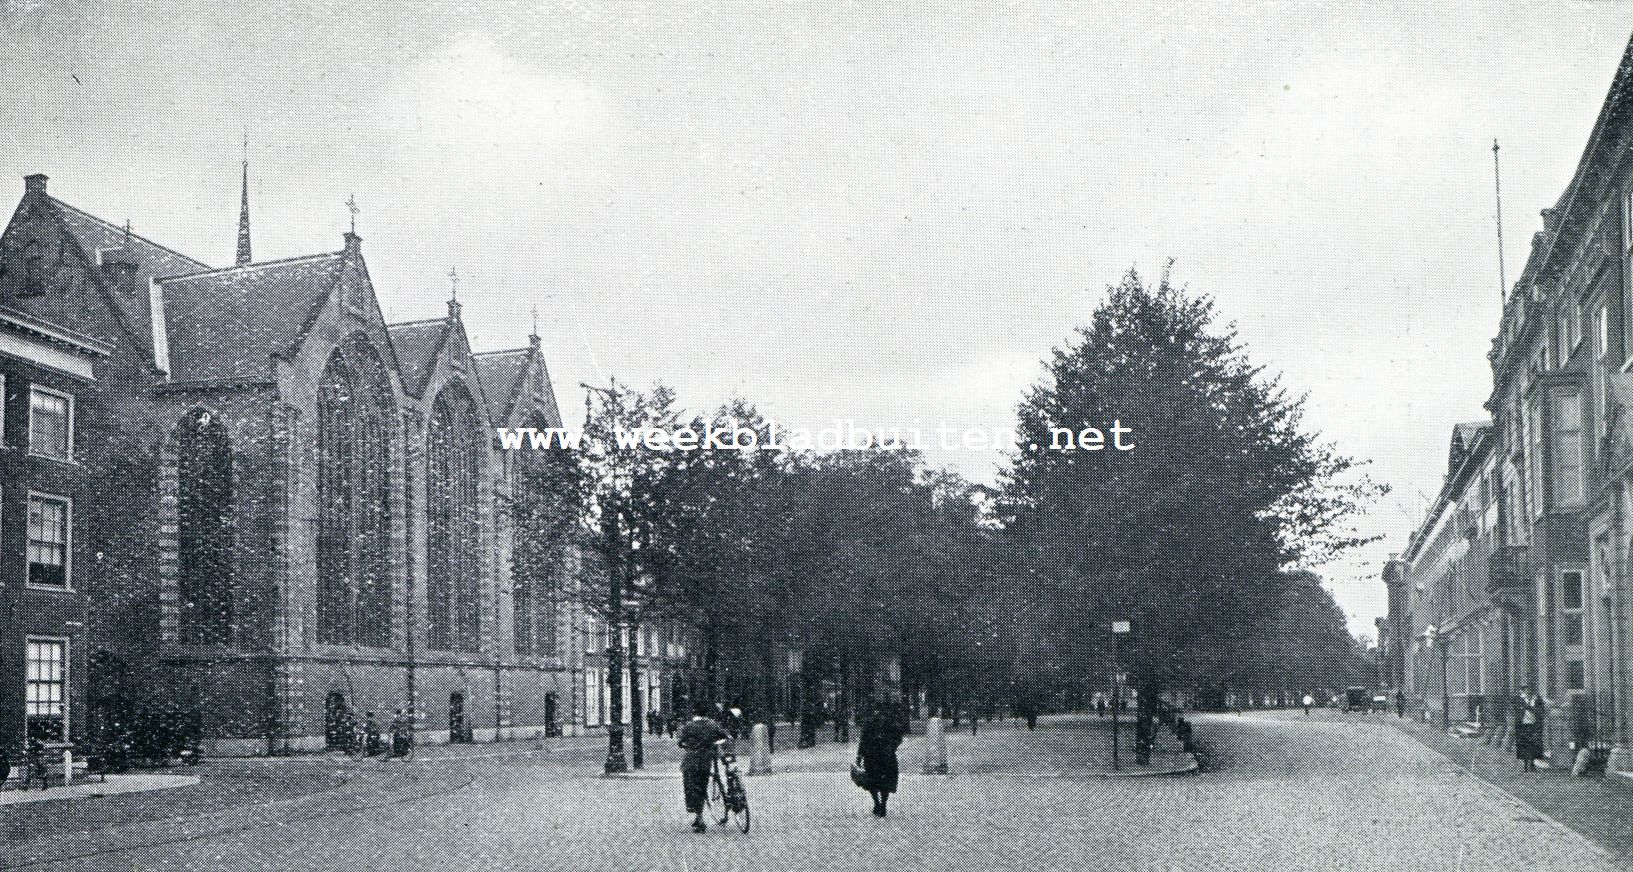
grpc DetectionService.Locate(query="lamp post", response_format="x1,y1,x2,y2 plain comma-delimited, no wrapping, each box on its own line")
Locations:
1111,620,1131,771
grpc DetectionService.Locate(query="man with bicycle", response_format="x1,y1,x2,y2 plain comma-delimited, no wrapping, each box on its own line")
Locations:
677,701,730,833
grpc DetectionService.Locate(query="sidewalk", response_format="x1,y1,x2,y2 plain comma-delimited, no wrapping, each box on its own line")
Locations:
0,773,199,806
1388,712,1633,864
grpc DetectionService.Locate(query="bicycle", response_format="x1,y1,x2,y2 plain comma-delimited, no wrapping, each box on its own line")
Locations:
704,738,750,833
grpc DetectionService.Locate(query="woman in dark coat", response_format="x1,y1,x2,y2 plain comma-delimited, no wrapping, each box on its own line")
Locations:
857,695,909,817
1515,686,1547,771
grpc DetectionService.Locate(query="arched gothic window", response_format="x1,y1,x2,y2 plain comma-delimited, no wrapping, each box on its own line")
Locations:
512,413,562,658
316,336,396,647
428,381,483,652
177,409,234,645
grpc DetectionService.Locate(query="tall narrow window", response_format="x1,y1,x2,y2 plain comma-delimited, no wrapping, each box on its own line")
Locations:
1622,186,1633,365
1554,391,1584,507
25,638,67,741
316,355,355,645
27,494,69,589
29,387,72,461
427,381,481,652
316,337,396,647
1527,398,1544,517
1562,569,1586,693
176,410,234,645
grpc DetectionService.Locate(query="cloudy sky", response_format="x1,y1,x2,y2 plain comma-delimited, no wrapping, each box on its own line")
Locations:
5,2,1632,634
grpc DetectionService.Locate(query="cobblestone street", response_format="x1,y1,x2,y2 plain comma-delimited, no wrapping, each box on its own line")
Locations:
2,712,1627,871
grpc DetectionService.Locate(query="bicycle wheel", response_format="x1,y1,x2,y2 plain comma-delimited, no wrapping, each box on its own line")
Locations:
710,770,729,824
728,774,750,833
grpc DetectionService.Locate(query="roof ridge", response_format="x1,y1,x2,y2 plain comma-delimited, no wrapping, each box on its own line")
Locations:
49,197,209,268
473,347,531,357
157,251,341,283
387,316,451,329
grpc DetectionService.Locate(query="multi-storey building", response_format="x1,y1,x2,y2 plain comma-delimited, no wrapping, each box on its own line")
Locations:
1394,34,1633,770
1399,422,1505,725
0,169,650,755
0,301,113,751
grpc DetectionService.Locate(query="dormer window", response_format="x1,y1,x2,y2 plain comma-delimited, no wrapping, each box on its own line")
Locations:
20,240,42,297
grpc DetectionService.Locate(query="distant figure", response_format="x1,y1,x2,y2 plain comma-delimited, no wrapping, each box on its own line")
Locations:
1395,689,1406,719
363,712,382,756
678,702,730,833
857,694,909,818
1515,686,1547,772
1096,698,1107,719
1302,694,1314,716
390,709,413,758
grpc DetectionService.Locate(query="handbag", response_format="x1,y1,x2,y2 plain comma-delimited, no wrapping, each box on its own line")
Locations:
849,753,868,789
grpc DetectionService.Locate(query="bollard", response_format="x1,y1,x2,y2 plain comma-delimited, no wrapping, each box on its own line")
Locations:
749,723,773,776
62,749,73,786
1572,746,1593,777
922,717,948,774
1606,747,1633,774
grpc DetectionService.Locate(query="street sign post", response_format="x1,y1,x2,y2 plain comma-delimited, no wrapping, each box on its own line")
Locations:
1111,620,1132,770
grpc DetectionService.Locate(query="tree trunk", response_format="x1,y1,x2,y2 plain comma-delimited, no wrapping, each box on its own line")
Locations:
628,622,644,769
603,515,627,775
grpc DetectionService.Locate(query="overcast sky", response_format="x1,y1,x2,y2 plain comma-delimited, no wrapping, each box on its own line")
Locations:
5,2,1632,635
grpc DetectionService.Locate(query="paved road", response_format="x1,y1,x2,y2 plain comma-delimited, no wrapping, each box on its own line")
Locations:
2,712,1625,871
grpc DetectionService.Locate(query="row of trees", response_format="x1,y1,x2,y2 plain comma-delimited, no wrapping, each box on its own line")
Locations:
513,268,1384,771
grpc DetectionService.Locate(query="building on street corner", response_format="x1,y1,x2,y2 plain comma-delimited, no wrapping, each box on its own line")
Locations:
0,168,688,756
1394,32,1633,772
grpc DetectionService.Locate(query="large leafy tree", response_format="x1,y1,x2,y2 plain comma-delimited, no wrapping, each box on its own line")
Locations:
998,268,1382,699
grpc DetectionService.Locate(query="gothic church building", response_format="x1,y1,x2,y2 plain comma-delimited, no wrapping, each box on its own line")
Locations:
0,171,580,755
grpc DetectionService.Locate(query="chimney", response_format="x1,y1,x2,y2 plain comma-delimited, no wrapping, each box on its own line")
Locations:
343,231,361,256
23,174,47,197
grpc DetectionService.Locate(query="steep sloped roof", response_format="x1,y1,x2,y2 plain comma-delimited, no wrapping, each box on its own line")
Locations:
386,318,449,398
473,345,565,428
49,196,212,353
158,253,343,383
473,348,528,423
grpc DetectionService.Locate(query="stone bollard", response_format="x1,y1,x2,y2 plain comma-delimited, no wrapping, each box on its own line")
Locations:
749,723,772,776
1606,746,1633,774
922,716,948,775
62,749,73,786
1572,746,1593,777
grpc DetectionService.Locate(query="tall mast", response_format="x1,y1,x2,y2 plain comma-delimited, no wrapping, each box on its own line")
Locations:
1493,138,1507,302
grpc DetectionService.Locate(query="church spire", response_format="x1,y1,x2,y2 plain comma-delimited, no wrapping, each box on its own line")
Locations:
235,132,252,267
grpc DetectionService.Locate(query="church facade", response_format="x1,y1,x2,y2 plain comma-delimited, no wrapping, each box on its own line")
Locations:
0,171,649,755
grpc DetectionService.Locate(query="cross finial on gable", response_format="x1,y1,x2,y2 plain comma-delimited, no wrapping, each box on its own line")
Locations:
346,194,359,234
448,266,460,302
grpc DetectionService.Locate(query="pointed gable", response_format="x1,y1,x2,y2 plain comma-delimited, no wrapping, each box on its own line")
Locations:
2,184,210,358
474,341,564,428
387,318,449,398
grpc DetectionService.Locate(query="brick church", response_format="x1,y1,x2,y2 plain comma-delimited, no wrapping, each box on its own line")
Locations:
0,167,637,755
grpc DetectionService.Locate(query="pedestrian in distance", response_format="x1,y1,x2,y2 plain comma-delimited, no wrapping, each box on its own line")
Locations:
1302,693,1313,716
857,692,909,818
1515,686,1548,772
1395,689,1406,719
390,709,413,759
678,701,730,833
363,711,382,756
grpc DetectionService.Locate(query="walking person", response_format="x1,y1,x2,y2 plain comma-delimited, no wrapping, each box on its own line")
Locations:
857,692,909,818
678,702,730,833
1302,693,1313,716
1515,686,1547,772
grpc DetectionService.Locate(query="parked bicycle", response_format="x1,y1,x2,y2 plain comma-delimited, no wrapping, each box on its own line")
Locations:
704,738,751,833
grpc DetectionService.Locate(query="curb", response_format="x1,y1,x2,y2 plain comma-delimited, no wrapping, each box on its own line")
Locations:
1092,752,1200,778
